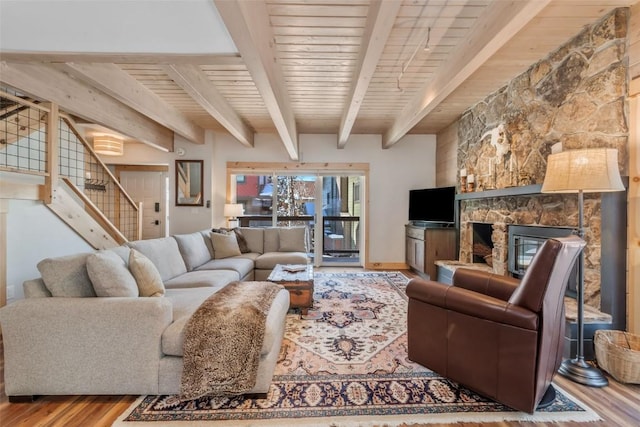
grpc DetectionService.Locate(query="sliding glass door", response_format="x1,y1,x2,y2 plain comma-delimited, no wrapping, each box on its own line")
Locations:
231,171,363,267
317,175,362,266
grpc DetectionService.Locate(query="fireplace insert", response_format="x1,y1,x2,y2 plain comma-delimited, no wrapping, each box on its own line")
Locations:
508,225,578,298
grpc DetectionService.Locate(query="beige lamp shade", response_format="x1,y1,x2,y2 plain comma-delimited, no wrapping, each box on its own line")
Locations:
223,203,244,218
541,148,624,194
93,136,124,156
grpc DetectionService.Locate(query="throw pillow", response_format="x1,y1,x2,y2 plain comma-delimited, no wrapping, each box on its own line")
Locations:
210,231,242,259
211,227,250,253
129,249,165,297
231,228,251,253
279,227,307,252
37,253,97,297
211,227,230,235
87,250,139,297
239,227,264,253
174,232,212,271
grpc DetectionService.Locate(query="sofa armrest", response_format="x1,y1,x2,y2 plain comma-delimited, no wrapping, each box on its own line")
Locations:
452,268,520,301
0,297,173,396
406,278,537,330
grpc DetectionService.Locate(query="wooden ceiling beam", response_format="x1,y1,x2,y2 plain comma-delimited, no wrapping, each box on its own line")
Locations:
0,61,173,151
60,62,205,145
164,64,254,147
382,0,551,148
338,0,401,148
214,0,298,160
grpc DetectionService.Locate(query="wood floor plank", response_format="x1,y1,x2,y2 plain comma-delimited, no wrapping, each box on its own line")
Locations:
1,269,639,426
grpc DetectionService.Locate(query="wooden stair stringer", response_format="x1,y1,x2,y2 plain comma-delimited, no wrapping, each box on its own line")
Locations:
45,184,120,250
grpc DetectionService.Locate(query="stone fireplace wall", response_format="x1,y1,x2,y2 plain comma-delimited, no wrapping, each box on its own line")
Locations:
456,9,629,310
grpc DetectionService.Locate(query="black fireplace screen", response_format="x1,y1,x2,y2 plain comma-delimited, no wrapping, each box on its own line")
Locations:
508,225,578,298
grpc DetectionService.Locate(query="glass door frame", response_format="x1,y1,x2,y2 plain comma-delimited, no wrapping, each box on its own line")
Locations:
313,174,363,267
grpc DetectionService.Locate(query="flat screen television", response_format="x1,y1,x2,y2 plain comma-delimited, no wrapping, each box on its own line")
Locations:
409,186,456,224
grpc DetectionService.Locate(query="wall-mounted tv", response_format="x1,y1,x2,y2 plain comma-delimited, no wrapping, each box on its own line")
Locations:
409,186,456,224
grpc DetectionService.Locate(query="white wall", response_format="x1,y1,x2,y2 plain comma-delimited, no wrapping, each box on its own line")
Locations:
3,131,435,303
6,199,93,303
0,0,235,54
104,134,215,235
212,133,437,264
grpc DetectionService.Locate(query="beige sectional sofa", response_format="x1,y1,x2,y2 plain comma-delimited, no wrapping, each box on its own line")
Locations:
0,226,309,401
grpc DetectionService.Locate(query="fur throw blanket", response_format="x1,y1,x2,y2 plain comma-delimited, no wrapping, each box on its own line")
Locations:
180,281,283,400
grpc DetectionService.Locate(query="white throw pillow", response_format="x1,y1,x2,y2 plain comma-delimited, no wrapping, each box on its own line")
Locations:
129,249,165,297
87,250,139,297
210,232,242,259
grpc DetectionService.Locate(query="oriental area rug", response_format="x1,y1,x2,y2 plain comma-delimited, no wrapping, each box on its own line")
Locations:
114,271,600,426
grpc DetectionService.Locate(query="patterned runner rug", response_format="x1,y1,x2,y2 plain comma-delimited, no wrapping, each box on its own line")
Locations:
114,272,600,426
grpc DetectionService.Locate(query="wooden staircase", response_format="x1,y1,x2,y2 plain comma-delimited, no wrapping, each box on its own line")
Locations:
0,89,141,249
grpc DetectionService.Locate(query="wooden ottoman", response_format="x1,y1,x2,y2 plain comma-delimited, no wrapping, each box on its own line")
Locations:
267,264,314,314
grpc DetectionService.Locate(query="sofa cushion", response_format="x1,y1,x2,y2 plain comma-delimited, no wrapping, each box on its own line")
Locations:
127,237,187,281
174,232,212,271
163,269,240,289
162,287,223,356
109,245,131,263
37,253,96,297
279,227,307,252
239,227,264,254
87,250,139,297
162,287,290,358
211,232,242,259
196,257,255,279
129,249,165,297
200,230,215,258
23,278,52,298
263,228,280,253
255,252,308,270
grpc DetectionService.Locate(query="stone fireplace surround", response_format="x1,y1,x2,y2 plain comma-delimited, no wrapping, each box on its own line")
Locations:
455,184,627,330
450,9,630,331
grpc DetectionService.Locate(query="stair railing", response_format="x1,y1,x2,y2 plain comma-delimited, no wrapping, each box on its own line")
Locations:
0,88,141,244
57,113,141,242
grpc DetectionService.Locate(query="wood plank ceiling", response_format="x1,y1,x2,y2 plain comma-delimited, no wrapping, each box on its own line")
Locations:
0,0,636,160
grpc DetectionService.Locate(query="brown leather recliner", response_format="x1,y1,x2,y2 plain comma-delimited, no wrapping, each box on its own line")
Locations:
406,236,585,413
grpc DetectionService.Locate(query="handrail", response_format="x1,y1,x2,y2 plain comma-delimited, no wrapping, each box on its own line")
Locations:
61,177,128,245
0,90,50,113
239,215,360,224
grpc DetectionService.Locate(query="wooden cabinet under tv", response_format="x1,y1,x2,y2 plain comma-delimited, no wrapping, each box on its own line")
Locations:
405,224,456,280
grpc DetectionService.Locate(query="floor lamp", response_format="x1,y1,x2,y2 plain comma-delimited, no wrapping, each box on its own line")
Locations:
541,147,624,387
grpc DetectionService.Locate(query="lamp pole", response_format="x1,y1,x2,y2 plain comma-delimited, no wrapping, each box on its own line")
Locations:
542,147,624,387
557,189,608,387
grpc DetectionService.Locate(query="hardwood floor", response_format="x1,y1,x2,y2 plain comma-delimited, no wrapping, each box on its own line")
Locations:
1,270,639,427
